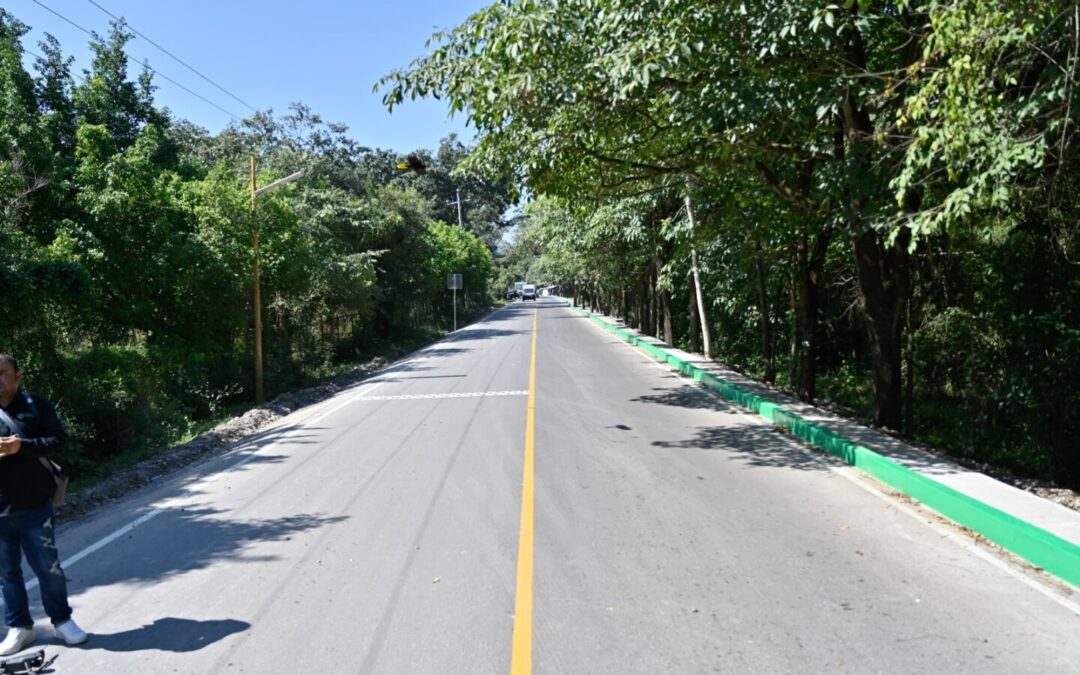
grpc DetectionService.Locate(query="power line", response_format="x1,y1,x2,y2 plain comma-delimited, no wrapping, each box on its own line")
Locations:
29,0,93,38
23,48,59,70
29,0,243,121
85,0,258,113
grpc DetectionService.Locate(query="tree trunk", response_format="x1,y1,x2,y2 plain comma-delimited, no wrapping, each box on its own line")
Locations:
644,273,653,335
841,25,909,431
788,258,799,387
652,269,660,338
852,227,909,430
635,274,643,332
904,287,915,437
793,229,831,401
656,257,674,344
752,241,775,384
794,263,817,402
661,288,674,345
686,192,712,358
689,280,700,354
636,276,644,332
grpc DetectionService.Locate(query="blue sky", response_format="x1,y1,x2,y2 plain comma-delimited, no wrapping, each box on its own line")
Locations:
8,0,489,153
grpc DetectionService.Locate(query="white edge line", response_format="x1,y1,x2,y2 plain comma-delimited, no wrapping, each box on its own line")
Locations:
46,379,392,580
46,304,524,577
29,508,164,592
589,311,1080,617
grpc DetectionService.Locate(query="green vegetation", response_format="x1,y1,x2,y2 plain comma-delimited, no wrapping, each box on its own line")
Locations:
1,11,508,477
381,0,1080,487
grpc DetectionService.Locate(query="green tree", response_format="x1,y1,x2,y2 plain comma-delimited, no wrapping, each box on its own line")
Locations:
73,21,161,151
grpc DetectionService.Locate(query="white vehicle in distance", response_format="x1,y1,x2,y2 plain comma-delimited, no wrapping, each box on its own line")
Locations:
521,284,537,301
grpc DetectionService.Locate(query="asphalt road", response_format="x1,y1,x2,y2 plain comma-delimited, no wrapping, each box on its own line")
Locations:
22,298,1080,673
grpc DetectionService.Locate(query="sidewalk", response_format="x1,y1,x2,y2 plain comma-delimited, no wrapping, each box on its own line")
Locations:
563,299,1080,589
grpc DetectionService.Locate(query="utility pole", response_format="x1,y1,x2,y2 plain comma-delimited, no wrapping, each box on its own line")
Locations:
251,157,262,403
448,188,464,227
685,190,712,360
250,158,304,403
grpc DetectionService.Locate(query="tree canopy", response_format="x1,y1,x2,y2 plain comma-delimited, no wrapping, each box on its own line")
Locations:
1,11,506,479
382,0,1080,486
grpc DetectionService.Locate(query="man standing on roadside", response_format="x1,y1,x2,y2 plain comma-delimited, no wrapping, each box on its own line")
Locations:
0,354,86,655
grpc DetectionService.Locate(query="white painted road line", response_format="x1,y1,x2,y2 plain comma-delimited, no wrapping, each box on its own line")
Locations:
43,382,526,589
42,379,394,586
360,390,528,401
594,313,1080,617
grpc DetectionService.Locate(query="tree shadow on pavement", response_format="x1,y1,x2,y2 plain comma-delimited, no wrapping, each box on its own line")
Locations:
374,374,467,383
81,617,250,653
67,509,347,589
634,385,833,472
652,425,831,472
228,423,321,453
452,328,525,341
632,385,737,411
406,347,473,359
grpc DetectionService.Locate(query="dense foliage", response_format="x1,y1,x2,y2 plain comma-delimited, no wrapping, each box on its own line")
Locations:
382,0,1080,486
1,11,506,477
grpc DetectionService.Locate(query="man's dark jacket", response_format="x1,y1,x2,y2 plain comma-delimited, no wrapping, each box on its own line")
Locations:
0,391,66,511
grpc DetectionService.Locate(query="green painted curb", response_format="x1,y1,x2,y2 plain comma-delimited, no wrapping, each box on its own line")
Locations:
565,300,1080,588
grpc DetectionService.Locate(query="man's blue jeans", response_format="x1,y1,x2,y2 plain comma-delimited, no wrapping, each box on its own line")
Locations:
0,504,73,628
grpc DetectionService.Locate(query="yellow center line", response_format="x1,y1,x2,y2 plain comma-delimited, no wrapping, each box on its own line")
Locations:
511,307,538,674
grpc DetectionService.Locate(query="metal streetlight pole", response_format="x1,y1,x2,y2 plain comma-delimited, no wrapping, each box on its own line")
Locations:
447,188,464,227
250,157,304,403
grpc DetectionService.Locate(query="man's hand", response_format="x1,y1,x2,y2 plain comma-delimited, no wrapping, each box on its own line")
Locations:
0,436,21,456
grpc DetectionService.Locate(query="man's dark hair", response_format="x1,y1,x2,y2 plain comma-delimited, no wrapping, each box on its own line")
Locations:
0,354,18,372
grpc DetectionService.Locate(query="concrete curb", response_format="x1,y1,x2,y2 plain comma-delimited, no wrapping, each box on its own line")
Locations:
566,301,1080,588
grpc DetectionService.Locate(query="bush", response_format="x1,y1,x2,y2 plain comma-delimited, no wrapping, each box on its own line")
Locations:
56,346,186,467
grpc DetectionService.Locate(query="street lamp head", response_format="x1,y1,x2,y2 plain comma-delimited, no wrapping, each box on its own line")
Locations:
253,170,305,197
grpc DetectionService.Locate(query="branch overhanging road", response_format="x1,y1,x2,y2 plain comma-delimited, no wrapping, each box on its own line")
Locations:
26,299,1080,673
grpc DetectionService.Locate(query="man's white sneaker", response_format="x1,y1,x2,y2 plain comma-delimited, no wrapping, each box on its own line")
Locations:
0,627,34,656
54,619,87,646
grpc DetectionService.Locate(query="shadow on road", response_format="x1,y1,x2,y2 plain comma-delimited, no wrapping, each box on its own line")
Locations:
409,347,473,359
69,509,347,589
455,328,525,340
82,617,250,653
633,385,737,411
652,424,830,472
229,423,321,453
375,374,466,383
634,385,832,472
